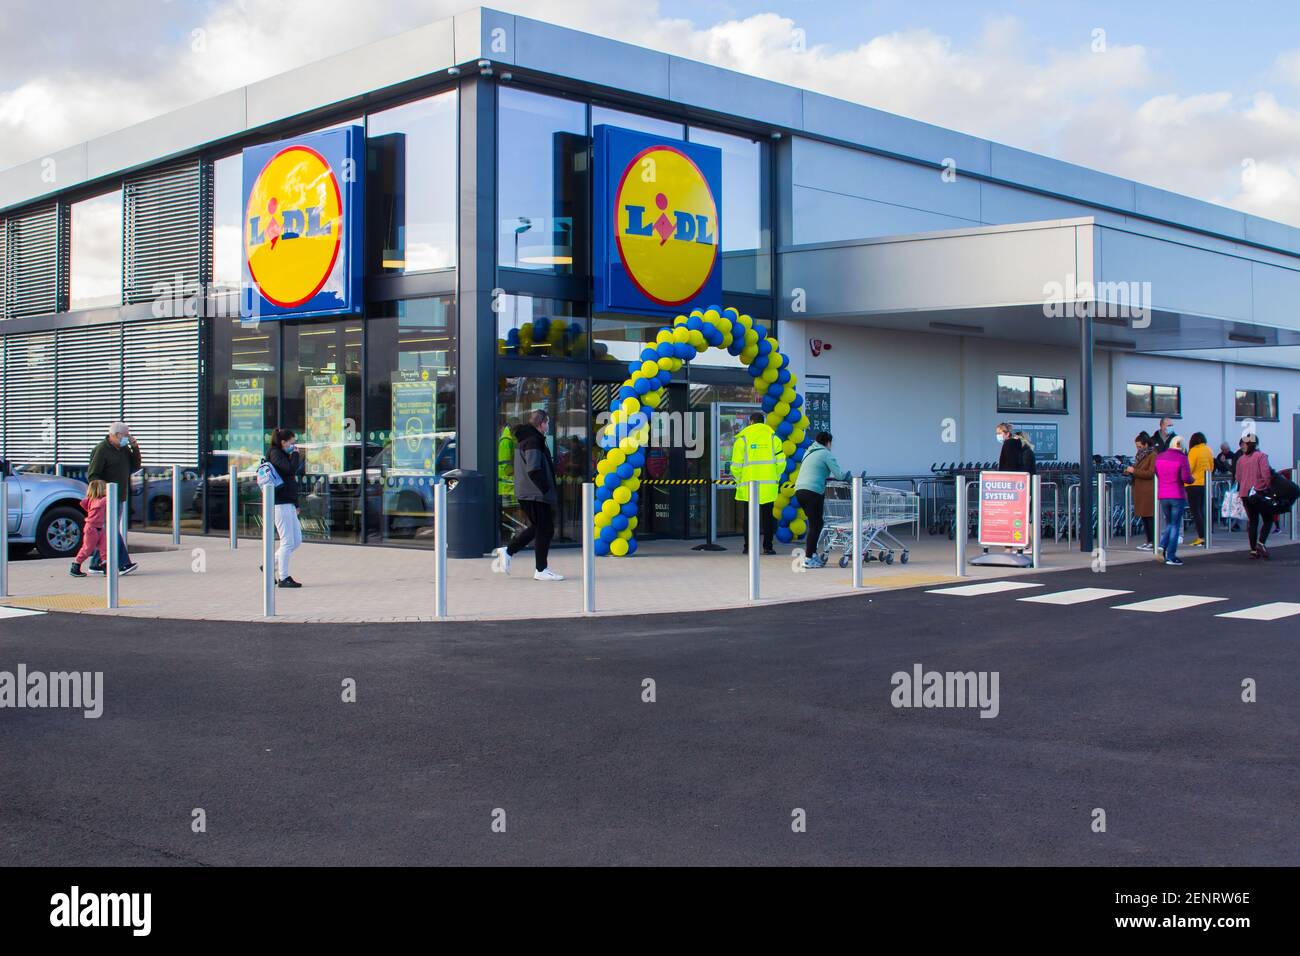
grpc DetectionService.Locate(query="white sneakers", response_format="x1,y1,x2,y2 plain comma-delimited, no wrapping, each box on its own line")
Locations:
492,547,512,575
534,568,564,581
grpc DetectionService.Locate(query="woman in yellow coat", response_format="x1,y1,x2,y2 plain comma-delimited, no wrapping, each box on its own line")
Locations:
1185,432,1214,546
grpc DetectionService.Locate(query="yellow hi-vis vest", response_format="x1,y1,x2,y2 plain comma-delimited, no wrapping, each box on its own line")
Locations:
731,422,785,504
497,426,516,497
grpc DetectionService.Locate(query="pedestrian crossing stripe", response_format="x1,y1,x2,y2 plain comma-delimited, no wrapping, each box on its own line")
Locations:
1216,602,1300,621
926,580,1043,597
0,606,47,619
1018,587,1133,605
1111,595,1228,613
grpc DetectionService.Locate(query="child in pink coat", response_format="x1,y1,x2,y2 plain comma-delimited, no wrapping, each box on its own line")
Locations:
69,479,109,577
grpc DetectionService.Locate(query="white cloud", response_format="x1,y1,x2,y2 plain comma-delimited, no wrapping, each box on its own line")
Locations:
3,0,1300,228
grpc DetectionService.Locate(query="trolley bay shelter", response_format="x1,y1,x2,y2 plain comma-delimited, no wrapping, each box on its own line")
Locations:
2,6,1299,556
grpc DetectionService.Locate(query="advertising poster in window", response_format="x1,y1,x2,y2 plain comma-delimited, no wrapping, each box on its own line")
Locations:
391,370,437,471
805,375,831,436
978,470,1031,548
304,374,345,474
715,402,762,489
227,377,264,459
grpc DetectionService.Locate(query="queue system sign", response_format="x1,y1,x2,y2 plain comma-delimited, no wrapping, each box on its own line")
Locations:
977,471,1031,548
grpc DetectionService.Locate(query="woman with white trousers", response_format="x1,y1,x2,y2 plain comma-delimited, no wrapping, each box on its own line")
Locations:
266,427,305,588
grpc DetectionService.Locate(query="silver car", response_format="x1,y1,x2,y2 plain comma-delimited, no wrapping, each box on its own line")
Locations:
2,463,88,559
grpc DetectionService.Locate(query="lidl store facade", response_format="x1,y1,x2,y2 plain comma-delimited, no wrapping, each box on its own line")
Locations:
2,6,1299,556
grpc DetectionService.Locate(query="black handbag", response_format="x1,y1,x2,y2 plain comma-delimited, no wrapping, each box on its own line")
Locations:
1269,471,1299,509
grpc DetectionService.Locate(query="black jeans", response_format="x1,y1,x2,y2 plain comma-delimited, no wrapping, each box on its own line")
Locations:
795,489,825,558
1186,485,1206,540
507,499,555,572
1243,496,1271,551
741,500,775,552
1141,516,1154,544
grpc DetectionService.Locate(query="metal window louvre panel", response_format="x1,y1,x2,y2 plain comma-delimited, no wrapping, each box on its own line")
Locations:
122,318,199,466
123,162,203,306
7,205,59,317
55,324,123,465
0,217,8,320
2,331,56,465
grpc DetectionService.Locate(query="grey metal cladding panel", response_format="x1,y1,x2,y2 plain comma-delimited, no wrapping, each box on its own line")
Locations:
513,17,670,99
1249,259,1300,333
801,92,992,176
245,19,456,129
1097,227,1252,321
123,162,203,305
56,323,122,464
980,181,1126,228
122,318,199,467
1133,184,1246,241
0,145,89,215
990,144,1136,212
791,138,980,220
457,8,515,64
668,58,802,129
780,223,1080,315
791,185,979,245
1243,214,1300,254
87,89,246,183
2,331,56,464
8,205,60,317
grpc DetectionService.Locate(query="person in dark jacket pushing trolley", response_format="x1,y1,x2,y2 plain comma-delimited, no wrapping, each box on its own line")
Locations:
492,409,564,581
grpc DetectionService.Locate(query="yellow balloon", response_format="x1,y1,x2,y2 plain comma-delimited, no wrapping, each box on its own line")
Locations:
601,500,619,518
596,458,612,475
791,429,805,445
688,330,706,350
672,327,690,344
740,347,758,365
627,476,641,492
594,511,610,528
774,401,791,419
628,516,638,531
622,397,641,416
761,368,779,383
640,360,658,378
619,436,638,453
610,537,629,556
790,519,806,537
656,329,673,344
642,390,661,408
617,528,633,540
781,389,795,404
613,486,631,505
743,328,758,344
783,440,796,457
607,448,626,467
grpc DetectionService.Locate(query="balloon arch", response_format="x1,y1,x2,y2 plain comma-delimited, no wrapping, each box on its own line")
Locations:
593,305,812,556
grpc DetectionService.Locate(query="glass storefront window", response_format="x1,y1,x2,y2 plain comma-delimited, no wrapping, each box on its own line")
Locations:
497,295,587,361
591,313,666,365
211,154,242,294
69,190,123,310
590,105,684,140
688,126,770,295
688,381,759,538
498,376,588,547
367,90,457,274
207,317,280,537
498,87,588,276
282,321,364,543
364,297,458,546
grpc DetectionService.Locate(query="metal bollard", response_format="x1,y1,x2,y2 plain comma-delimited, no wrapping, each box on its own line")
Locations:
955,476,968,576
172,464,182,546
582,482,595,613
1204,469,1214,550
55,463,64,477
1152,472,1161,560
1293,461,1299,543
106,483,120,610
261,482,275,618
851,475,863,589
1096,473,1108,565
434,479,448,619
1031,475,1042,569
1124,484,1132,544
0,473,9,598
229,461,239,551
748,481,760,601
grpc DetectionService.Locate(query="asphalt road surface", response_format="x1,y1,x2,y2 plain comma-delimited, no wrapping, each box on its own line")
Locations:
1,545,1296,866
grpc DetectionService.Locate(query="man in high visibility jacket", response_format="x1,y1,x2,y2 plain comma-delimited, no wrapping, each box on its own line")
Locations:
497,417,516,503
731,412,785,555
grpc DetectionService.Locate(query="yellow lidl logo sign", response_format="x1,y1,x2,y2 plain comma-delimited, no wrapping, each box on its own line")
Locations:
244,145,342,309
595,126,722,316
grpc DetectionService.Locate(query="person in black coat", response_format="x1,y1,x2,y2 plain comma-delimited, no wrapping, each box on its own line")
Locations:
996,422,1024,471
266,427,304,588
492,409,564,581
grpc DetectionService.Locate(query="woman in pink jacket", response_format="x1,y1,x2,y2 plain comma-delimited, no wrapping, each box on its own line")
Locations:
1154,435,1193,566
1234,434,1273,559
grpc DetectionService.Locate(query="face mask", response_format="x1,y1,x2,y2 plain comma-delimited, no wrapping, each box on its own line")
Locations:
286,443,297,454
119,437,130,448
995,433,1006,444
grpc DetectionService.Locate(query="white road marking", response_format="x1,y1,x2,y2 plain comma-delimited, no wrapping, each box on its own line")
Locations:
926,581,1044,597
1112,595,1228,613
1216,602,1300,622
1018,587,1134,605
0,606,47,619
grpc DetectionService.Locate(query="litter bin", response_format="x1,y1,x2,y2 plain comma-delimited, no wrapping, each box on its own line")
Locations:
442,469,492,558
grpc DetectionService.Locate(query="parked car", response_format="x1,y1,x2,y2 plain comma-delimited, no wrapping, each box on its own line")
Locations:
2,461,88,559
130,469,202,525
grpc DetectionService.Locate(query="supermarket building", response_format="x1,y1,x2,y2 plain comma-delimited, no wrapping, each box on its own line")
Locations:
2,5,1299,556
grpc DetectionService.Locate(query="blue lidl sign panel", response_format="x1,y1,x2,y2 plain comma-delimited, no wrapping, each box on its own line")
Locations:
593,125,723,317
241,126,364,320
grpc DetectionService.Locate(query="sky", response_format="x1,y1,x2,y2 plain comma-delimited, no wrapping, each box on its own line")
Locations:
3,0,1300,225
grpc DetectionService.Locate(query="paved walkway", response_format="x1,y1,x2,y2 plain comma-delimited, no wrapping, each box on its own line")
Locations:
4,523,1287,623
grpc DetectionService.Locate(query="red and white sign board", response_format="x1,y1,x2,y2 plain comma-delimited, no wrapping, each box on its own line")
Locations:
978,471,1031,547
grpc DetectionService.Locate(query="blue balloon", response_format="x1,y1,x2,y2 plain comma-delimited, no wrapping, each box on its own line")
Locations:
777,368,791,384
618,385,635,401
640,348,659,364
786,406,800,422
761,395,777,412
657,369,672,387
792,449,806,464
686,316,703,331
627,451,646,469
603,472,622,489
674,342,693,360
775,526,793,543
627,361,642,376
599,524,617,542
595,539,611,556
625,537,638,555
621,501,638,517
704,326,722,347
617,463,634,480
791,393,804,408
657,342,674,358
781,505,796,522
632,377,650,396
569,321,583,334
776,422,793,438
767,382,784,397
722,306,738,319
611,514,629,532
596,486,611,502
757,338,772,356
728,338,744,356
506,328,519,342
747,363,763,378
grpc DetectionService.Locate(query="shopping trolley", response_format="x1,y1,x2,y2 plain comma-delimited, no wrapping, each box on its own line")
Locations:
817,479,920,566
